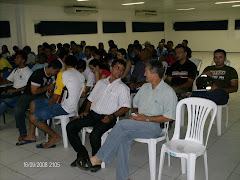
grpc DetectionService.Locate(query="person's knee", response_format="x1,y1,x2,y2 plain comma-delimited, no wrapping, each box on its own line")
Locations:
89,131,101,143
66,122,74,133
29,113,37,125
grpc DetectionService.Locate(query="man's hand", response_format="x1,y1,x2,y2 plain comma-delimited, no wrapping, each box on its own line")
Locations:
211,84,219,91
101,115,112,124
7,89,16,94
48,83,55,90
202,71,213,77
72,112,88,120
130,112,147,121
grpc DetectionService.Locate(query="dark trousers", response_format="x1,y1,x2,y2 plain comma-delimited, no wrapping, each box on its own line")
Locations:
14,94,46,137
66,110,117,159
191,89,229,105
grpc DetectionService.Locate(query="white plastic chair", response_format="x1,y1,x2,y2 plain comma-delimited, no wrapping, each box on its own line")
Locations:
158,97,217,180
212,104,228,136
189,58,202,74
162,61,168,79
46,86,84,148
128,93,137,116
81,117,119,168
134,122,170,180
211,59,231,66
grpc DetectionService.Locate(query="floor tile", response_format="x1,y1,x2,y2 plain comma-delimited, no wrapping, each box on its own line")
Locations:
0,166,32,180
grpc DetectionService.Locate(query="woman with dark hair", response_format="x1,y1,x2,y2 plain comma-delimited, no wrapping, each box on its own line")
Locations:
117,48,132,85
1,45,11,59
89,59,110,83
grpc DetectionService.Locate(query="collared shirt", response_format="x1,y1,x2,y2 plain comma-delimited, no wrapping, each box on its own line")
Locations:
88,77,131,115
157,47,167,58
133,80,177,120
83,56,94,67
82,67,95,87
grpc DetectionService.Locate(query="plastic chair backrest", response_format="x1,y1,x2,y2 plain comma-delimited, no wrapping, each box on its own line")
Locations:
173,97,217,146
211,59,231,66
162,61,168,77
189,58,202,72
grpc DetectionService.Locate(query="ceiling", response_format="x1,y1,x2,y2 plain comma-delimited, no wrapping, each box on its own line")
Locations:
0,0,239,13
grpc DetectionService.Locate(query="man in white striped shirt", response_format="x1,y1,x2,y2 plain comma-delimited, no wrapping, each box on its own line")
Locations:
67,59,131,172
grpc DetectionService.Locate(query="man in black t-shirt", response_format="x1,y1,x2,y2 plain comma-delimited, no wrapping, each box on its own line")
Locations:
166,44,197,100
15,60,62,142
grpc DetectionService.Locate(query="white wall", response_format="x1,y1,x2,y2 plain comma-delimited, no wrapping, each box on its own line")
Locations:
0,3,240,54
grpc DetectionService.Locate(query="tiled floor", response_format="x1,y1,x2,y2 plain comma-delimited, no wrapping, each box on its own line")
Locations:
0,52,240,180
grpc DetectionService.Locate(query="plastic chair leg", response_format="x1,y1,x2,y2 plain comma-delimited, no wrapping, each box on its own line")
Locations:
35,128,39,137
217,106,222,136
3,113,6,124
225,105,228,128
148,140,157,180
187,154,196,180
61,116,70,148
100,132,108,169
203,151,208,180
181,158,187,174
81,128,86,145
46,119,50,142
158,146,166,180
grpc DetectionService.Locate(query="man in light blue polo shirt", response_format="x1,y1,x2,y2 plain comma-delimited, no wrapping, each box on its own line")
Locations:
77,60,178,180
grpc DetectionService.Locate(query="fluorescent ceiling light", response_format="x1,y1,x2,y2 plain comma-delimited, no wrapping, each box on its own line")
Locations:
215,1,240,4
122,2,145,6
77,0,89,1
176,8,195,10
232,4,240,6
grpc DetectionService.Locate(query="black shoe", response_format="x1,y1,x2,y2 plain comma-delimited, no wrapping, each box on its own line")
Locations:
70,157,83,167
90,165,101,172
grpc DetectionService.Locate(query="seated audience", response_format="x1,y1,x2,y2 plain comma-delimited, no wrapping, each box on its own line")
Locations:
1,45,11,59
157,42,167,59
105,44,118,66
51,44,57,54
45,45,58,64
161,38,168,48
74,44,85,60
126,44,135,62
182,39,192,58
0,51,32,116
89,59,110,83
76,60,95,96
83,46,94,67
107,40,115,52
130,48,152,92
37,45,45,56
31,53,48,71
165,41,175,57
0,54,12,78
15,60,62,142
132,44,142,65
147,44,158,60
165,44,197,100
57,43,63,50
70,41,77,54
98,42,107,57
66,59,130,171
192,49,238,105
80,60,177,179
23,46,36,64
63,43,71,53
117,48,132,84
16,55,85,148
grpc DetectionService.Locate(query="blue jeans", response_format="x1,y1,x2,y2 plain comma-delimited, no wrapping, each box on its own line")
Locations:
0,95,20,116
34,98,68,122
95,119,163,180
191,89,229,105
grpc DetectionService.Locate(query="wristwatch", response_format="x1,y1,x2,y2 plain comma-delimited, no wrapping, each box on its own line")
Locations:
146,116,150,122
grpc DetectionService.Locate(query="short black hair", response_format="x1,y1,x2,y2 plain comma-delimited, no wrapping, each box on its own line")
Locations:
167,41,173,45
183,39,188,44
13,45,19,51
214,49,226,57
23,46,31,53
16,50,28,63
108,40,114,44
145,60,164,78
89,59,101,67
110,44,118,51
63,43,70,49
65,55,78,67
51,44,56,49
76,60,86,70
111,59,126,69
85,46,92,51
91,46,97,52
45,45,53,51
58,49,69,59
70,41,76,45
133,44,142,51
118,48,126,57
42,42,49,48
76,44,83,49
134,40,139,44
175,44,187,52
48,59,62,69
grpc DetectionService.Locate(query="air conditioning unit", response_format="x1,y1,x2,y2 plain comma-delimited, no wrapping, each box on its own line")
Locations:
135,11,157,17
64,6,98,15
